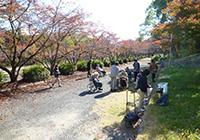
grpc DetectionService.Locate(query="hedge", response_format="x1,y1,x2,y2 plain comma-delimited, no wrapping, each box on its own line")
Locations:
92,60,104,69
117,58,123,64
22,65,50,82
103,60,111,67
77,61,87,71
59,63,75,75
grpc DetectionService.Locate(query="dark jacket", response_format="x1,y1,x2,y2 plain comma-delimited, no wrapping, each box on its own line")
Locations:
136,74,149,92
54,68,60,78
87,61,91,70
133,62,140,72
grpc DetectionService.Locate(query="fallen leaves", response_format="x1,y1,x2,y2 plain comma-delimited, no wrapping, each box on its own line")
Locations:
0,117,5,120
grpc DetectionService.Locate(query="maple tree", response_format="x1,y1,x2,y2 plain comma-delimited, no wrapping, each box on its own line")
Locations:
151,0,200,56
0,0,80,82
34,7,88,75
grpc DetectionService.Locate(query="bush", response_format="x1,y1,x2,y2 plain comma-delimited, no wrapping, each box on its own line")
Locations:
103,60,111,67
91,60,104,69
77,61,87,71
0,72,7,85
123,58,128,63
59,63,75,75
160,54,169,61
117,58,123,64
22,65,50,82
128,57,133,62
111,60,117,65
152,54,160,62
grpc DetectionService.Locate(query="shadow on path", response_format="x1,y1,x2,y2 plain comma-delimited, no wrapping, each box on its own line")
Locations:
27,87,52,94
94,91,111,99
79,90,102,96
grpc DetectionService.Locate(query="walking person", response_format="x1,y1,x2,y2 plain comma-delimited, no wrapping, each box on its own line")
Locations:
136,69,151,112
87,59,92,78
133,59,140,81
110,62,119,92
149,59,158,82
52,65,62,87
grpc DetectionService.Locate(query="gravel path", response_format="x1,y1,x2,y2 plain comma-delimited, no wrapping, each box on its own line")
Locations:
0,58,151,140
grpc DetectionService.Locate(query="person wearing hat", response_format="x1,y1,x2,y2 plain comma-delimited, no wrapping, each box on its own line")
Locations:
133,59,140,82
110,62,119,91
136,69,151,112
90,72,103,90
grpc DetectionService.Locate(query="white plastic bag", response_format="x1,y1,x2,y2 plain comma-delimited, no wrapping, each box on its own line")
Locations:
147,88,153,96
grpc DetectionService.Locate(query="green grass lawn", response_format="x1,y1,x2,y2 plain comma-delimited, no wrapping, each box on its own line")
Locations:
138,66,200,140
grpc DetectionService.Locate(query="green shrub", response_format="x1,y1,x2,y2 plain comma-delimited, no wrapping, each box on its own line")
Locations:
77,61,87,71
0,72,7,84
91,60,104,69
103,60,111,67
59,63,75,75
160,54,169,61
152,54,160,62
111,60,117,65
123,58,128,63
117,58,123,64
128,57,133,62
22,65,50,82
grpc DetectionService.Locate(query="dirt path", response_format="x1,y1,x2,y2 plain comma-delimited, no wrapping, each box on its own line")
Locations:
0,58,151,140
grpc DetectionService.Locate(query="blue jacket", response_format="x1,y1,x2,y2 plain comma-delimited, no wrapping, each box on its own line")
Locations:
136,74,149,92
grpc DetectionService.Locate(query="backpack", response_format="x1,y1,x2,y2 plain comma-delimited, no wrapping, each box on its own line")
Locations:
124,111,139,125
120,77,127,88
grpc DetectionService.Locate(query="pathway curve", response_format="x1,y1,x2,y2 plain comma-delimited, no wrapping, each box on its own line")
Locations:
0,58,151,140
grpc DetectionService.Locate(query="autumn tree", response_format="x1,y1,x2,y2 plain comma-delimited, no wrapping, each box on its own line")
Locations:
151,0,200,57
0,0,80,82
139,0,173,39
34,6,88,75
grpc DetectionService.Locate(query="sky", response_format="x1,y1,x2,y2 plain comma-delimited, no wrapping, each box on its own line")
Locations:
75,0,152,40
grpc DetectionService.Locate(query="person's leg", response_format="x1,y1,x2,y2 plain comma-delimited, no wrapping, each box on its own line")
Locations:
52,77,58,86
97,81,103,89
152,73,155,82
137,89,145,110
87,70,91,77
111,77,114,90
101,71,106,76
134,72,138,81
58,78,61,86
113,77,117,90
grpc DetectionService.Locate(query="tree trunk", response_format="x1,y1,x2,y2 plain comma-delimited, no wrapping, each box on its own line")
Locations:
10,72,18,83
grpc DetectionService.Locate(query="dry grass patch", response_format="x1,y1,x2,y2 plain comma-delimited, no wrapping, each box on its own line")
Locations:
91,90,139,129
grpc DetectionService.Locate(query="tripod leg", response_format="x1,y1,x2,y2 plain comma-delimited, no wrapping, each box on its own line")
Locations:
126,90,129,114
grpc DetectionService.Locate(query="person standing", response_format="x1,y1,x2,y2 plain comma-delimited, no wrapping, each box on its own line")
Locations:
52,65,62,87
149,59,158,82
110,62,119,92
133,59,140,81
136,69,151,112
125,67,133,82
87,59,92,78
